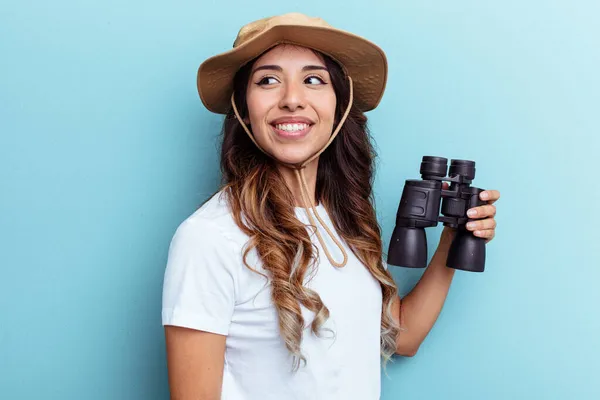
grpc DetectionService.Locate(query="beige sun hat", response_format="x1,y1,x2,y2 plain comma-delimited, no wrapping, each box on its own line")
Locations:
197,12,388,114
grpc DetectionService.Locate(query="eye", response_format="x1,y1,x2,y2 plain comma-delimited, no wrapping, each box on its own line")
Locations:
256,76,279,86
305,75,326,85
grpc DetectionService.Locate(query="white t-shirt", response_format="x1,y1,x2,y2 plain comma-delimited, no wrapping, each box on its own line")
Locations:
162,189,385,400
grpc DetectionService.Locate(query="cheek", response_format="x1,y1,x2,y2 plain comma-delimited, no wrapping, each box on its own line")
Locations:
246,93,273,126
314,92,337,122
245,101,273,145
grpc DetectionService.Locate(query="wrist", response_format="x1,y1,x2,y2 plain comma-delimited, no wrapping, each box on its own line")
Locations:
435,226,456,254
441,226,456,242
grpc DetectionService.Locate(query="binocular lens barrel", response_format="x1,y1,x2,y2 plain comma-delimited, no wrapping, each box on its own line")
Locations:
449,160,476,180
420,156,448,177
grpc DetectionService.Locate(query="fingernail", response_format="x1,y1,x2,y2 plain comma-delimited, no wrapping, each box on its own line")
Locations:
467,209,477,217
481,192,489,200
467,222,476,229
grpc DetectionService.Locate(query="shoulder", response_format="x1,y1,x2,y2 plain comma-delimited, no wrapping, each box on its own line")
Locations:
186,188,235,229
164,189,243,302
162,189,243,333
166,188,255,279
172,188,244,250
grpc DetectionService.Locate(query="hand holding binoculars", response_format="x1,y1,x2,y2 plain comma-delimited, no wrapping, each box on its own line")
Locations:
387,156,488,272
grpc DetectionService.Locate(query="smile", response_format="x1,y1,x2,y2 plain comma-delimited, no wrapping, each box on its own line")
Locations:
271,123,313,139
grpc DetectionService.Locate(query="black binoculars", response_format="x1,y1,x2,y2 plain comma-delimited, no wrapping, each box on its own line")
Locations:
387,156,488,272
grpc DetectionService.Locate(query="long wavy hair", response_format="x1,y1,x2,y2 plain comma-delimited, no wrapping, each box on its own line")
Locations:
213,46,400,372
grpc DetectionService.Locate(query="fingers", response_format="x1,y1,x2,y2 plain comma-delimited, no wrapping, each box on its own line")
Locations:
466,218,496,243
466,218,497,232
480,190,501,204
477,230,494,239
473,229,495,242
467,218,497,243
467,204,496,218
468,190,499,244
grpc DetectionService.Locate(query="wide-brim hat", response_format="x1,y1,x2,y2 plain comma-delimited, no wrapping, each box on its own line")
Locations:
197,12,388,114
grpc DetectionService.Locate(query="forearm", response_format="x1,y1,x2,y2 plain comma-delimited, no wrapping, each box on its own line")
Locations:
395,227,457,356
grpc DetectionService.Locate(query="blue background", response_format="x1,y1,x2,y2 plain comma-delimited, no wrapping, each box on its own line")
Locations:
1,1,598,399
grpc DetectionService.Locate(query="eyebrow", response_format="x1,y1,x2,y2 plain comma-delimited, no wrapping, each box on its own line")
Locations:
251,64,329,75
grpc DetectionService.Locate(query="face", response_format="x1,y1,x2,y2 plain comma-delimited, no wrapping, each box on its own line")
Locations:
245,44,337,165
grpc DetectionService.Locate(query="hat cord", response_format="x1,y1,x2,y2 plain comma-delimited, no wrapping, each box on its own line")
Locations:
230,76,354,268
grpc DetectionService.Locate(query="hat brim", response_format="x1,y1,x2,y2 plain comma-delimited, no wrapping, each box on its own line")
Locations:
197,24,388,114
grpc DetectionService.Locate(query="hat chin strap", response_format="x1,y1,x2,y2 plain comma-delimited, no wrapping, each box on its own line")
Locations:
230,76,354,268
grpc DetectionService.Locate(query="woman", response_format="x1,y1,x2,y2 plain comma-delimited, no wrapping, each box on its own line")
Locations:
162,12,500,400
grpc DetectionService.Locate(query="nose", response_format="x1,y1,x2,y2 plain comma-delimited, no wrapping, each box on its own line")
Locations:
278,80,306,112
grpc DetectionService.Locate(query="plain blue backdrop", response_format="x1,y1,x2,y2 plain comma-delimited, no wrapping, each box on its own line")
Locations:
1,1,598,399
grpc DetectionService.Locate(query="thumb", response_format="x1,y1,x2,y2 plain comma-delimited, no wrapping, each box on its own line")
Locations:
442,182,450,190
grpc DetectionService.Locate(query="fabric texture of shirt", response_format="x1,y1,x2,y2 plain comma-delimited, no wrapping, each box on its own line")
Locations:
162,189,385,399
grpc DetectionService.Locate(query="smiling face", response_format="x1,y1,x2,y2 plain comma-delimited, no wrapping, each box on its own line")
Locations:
245,44,337,165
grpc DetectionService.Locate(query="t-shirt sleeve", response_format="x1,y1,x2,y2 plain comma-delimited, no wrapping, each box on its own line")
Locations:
161,218,237,335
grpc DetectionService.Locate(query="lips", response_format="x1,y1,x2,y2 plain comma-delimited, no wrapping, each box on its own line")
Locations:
269,116,315,125
271,123,312,139
267,116,316,140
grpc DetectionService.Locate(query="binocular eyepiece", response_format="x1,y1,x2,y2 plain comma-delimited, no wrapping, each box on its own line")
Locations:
387,156,488,272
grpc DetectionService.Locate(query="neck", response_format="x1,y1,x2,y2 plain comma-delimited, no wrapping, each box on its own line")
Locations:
277,158,319,208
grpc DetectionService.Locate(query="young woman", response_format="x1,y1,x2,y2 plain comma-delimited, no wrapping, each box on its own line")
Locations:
162,12,500,400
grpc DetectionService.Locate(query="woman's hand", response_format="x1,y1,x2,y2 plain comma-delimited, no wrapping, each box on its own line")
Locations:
465,189,500,244
441,183,500,244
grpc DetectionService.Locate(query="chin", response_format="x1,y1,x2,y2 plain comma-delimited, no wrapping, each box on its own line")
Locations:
270,147,316,165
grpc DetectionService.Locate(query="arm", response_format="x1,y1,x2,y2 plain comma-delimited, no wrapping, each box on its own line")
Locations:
392,188,500,356
161,219,238,399
393,226,457,357
165,326,226,400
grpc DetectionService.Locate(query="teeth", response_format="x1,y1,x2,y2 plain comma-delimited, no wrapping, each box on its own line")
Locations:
275,123,309,132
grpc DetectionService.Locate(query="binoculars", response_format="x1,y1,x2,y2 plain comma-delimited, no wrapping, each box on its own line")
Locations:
387,156,488,273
